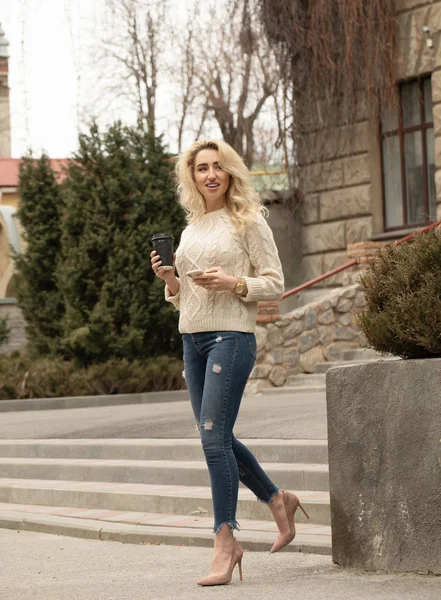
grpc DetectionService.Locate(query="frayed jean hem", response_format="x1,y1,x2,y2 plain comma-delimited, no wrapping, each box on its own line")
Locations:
256,487,280,505
213,520,240,534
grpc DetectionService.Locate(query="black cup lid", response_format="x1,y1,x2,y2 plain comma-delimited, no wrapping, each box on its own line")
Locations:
152,233,174,241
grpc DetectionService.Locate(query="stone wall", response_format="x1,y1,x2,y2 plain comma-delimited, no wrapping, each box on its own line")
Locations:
246,283,366,393
298,0,441,289
0,300,26,354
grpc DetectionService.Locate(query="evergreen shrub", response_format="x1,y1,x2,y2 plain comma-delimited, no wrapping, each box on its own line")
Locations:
0,317,9,347
356,228,441,358
14,154,64,356
15,122,185,365
0,354,185,400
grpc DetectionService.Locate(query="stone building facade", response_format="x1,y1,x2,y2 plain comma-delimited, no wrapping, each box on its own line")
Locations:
299,0,441,289
0,23,10,158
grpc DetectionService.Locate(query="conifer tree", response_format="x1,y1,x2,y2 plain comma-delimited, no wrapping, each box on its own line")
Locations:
58,122,184,365
14,154,64,355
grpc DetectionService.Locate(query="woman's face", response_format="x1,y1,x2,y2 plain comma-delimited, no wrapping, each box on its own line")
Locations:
193,149,231,207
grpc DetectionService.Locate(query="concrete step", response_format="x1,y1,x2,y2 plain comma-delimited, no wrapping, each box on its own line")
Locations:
0,504,331,555
0,390,190,413
264,385,326,396
314,359,384,374
316,356,399,374
342,348,389,361
0,439,329,465
286,374,326,387
0,479,331,525
0,458,329,492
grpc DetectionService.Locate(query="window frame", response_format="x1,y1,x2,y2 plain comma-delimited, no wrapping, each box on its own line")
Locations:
380,75,435,232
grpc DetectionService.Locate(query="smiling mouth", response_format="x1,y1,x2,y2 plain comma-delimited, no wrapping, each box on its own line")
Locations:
206,183,220,189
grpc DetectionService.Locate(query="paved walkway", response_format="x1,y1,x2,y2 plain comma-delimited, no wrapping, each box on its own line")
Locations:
0,500,331,553
2,529,439,600
0,391,327,439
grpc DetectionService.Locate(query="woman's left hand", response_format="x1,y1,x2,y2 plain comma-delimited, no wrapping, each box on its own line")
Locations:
192,267,237,292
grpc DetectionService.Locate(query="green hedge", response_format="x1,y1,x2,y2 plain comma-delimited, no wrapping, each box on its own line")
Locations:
0,355,185,400
0,317,9,347
357,228,441,359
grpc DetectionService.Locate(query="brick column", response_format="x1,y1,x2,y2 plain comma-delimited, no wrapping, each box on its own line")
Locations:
341,241,386,285
256,301,280,324
347,241,386,264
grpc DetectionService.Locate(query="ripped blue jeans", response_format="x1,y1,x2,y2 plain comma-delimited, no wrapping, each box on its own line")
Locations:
183,331,279,533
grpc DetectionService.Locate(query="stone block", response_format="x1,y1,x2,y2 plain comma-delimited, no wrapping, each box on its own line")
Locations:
301,122,370,163
322,251,351,286
434,136,441,170
269,365,288,387
314,299,330,313
324,342,356,362
329,294,339,308
354,291,366,309
434,103,441,140
304,307,317,330
266,324,283,349
291,306,307,319
298,330,319,353
320,185,372,222
432,69,441,104
301,254,323,281
274,316,291,328
397,0,434,11
337,313,353,326
341,286,358,299
318,325,334,346
346,217,373,245
283,347,300,368
343,155,370,187
333,323,358,340
254,350,266,365
255,326,268,353
302,222,346,254
250,364,272,379
302,159,344,193
336,298,353,313
302,194,320,224
342,270,364,286
299,345,324,373
428,2,441,32
435,169,441,203
318,308,335,325
397,7,437,78
266,348,283,365
245,379,272,395
283,319,304,340
327,358,441,574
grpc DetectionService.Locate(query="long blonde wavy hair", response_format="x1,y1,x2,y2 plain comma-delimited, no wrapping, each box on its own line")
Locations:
175,139,267,231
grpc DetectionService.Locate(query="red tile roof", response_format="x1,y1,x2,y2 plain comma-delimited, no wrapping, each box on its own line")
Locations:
0,158,70,188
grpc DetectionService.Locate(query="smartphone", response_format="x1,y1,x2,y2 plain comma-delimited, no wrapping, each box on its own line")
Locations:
186,269,205,278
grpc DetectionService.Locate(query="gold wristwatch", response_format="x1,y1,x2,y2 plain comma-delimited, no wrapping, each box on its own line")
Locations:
233,277,245,295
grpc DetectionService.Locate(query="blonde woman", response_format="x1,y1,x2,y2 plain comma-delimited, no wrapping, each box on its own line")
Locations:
150,140,309,587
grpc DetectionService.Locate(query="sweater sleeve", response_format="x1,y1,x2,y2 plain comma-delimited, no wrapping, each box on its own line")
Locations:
164,278,180,310
240,215,285,303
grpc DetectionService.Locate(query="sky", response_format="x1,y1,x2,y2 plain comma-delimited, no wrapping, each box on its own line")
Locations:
0,0,198,158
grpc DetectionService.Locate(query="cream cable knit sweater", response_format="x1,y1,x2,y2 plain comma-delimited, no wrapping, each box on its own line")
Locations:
164,207,284,334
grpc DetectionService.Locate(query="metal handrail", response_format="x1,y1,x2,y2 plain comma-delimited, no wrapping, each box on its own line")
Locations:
282,219,441,300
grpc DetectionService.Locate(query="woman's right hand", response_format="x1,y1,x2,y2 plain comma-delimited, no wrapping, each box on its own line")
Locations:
151,250,176,281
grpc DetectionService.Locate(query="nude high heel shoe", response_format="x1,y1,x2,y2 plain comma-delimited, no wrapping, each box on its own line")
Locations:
270,490,310,553
197,540,243,586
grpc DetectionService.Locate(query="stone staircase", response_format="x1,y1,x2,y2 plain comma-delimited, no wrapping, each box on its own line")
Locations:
0,438,331,554
272,347,393,394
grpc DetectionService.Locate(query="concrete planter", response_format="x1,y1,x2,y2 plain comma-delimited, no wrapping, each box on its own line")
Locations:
326,358,441,575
